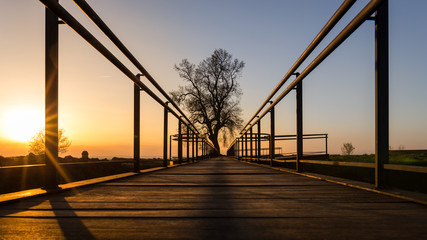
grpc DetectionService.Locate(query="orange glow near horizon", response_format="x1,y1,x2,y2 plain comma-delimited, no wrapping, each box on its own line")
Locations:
2,1,427,159
0,102,167,158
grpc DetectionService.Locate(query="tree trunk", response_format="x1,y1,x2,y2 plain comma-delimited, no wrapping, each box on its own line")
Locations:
209,134,221,156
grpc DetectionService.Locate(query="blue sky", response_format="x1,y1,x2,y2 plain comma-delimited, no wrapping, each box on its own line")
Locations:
1,0,426,157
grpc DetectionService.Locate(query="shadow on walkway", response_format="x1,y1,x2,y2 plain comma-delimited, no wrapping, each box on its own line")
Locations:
48,193,96,240
196,157,242,239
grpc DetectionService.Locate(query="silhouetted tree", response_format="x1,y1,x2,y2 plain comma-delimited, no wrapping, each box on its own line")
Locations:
28,128,71,155
171,49,244,153
341,142,355,155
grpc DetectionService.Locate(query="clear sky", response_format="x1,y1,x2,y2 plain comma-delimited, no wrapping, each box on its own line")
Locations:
1,0,426,158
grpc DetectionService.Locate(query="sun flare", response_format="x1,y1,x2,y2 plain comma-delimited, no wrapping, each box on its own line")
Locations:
1,108,44,142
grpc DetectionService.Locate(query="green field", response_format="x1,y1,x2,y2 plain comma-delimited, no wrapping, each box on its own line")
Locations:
329,150,427,166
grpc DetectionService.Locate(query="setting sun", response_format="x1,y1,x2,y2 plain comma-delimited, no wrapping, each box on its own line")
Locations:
1,107,44,142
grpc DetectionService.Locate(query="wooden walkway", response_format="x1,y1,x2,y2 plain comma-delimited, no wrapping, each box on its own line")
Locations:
1,157,426,239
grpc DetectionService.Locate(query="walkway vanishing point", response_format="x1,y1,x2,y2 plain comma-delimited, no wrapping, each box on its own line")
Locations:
1,157,426,239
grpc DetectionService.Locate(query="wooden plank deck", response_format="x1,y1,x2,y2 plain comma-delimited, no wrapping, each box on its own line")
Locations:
0,157,426,239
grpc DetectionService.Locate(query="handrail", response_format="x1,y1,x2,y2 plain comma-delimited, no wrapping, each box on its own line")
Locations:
72,0,198,134
37,0,216,187
237,0,385,139
227,0,396,190
239,0,356,134
276,134,328,141
39,0,197,133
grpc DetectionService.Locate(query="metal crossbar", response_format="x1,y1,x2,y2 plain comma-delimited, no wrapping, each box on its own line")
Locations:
38,0,216,189
226,0,406,189
239,0,357,134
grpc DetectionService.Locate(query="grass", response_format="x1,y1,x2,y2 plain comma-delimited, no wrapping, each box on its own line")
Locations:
269,150,427,193
305,150,427,193
329,150,427,166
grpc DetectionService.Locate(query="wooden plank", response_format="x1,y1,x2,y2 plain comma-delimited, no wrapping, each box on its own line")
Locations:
0,157,426,240
0,166,171,205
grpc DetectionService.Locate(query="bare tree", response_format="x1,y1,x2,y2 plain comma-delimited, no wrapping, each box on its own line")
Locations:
341,142,355,155
171,49,244,153
28,128,72,155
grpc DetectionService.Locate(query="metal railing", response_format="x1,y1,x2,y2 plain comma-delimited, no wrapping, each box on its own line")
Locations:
227,0,427,189
227,133,328,159
238,0,357,135
21,0,218,190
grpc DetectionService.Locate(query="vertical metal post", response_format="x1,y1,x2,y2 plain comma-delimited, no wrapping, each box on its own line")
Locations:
202,140,204,158
375,0,389,189
169,135,172,162
178,120,183,164
296,80,303,172
236,139,239,159
239,137,242,159
241,135,244,160
205,140,208,157
243,134,246,161
245,133,248,161
241,136,244,160
257,119,261,163
250,127,253,162
325,134,328,155
45,3,59,189
196,136,199,161
163,103,168,167
269,102,275,166
186,126,190,163
192,131,195,163
240,135,245,161
237,140,240,158
254,129,257,161
239,138,242,160
133,80,140,172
